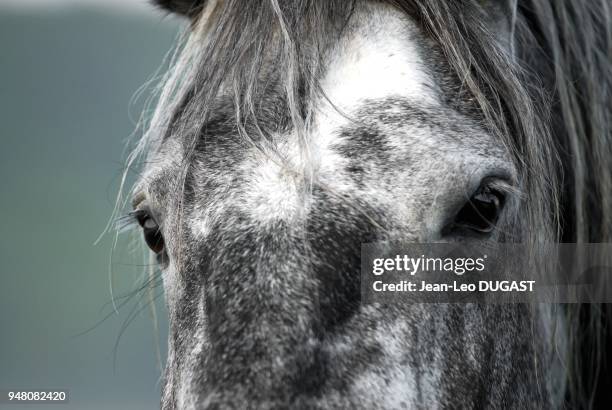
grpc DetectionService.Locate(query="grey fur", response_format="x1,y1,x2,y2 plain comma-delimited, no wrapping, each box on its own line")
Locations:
119,0,612,408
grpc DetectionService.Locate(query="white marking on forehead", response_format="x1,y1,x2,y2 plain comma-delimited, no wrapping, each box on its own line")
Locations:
240,147,306,223
320,3,438,115
305,2,442,201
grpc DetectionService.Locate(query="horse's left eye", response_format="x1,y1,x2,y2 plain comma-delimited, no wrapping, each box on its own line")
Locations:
136,211,164,254
452,185,505,234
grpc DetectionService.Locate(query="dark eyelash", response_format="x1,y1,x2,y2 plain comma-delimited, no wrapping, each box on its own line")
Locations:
116,210,147,233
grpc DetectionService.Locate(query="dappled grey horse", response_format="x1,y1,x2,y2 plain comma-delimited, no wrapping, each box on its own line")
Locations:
120,0,612,408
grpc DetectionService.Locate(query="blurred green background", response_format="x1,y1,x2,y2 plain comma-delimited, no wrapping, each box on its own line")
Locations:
0,3,180,409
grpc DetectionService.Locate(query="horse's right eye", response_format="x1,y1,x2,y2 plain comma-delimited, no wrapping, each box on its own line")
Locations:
135,211,165,254
451,185,505,234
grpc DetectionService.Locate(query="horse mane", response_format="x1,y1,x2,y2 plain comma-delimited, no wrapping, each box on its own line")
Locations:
135,0,612,407
520,1,612,244
516,2,612,407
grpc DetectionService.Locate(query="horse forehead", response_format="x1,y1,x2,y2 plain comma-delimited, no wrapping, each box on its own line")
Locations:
320,2,438,112
181,4,504,235
241,13,430,185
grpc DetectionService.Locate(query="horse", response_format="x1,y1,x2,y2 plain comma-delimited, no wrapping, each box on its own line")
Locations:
117,0,612,408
